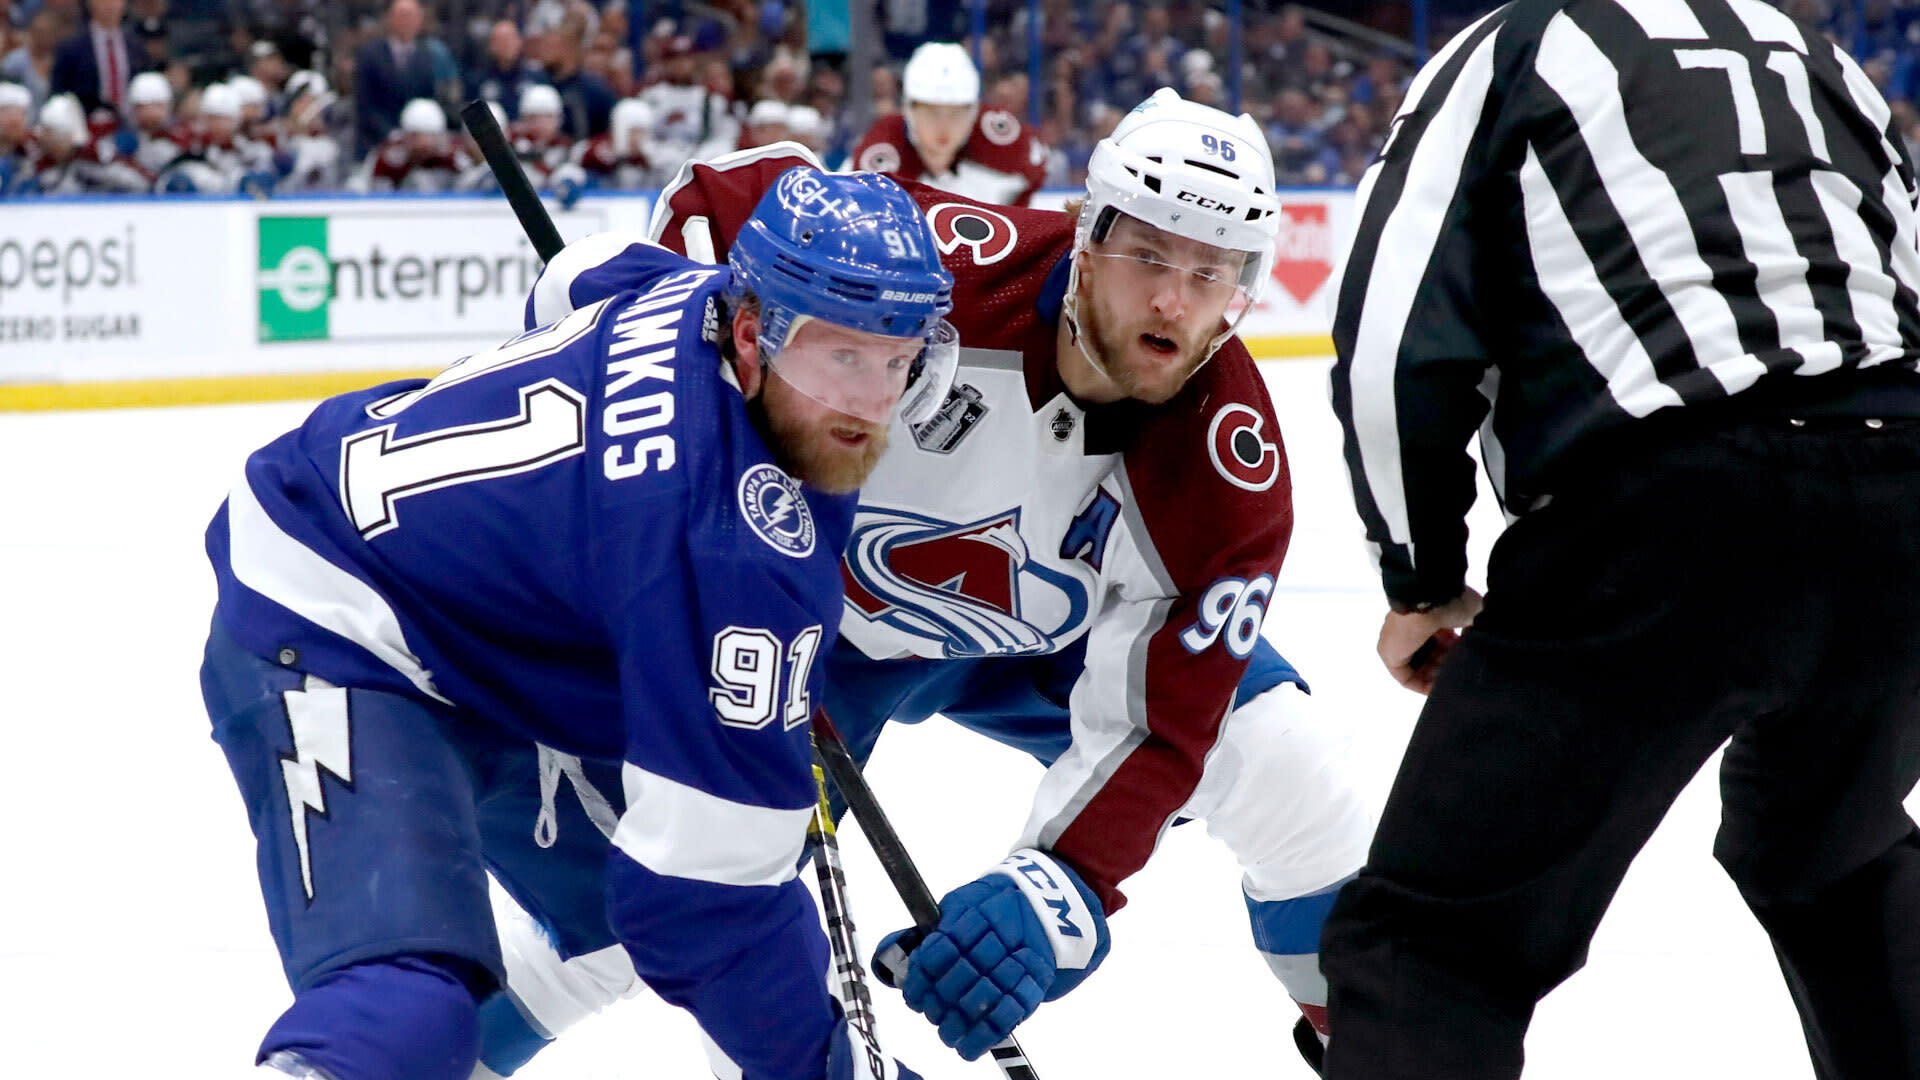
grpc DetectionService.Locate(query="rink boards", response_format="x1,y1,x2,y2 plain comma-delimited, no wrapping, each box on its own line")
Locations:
0,187,1353,411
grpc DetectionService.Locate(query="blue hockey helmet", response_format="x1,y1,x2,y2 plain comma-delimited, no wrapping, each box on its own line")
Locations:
728,168,959,425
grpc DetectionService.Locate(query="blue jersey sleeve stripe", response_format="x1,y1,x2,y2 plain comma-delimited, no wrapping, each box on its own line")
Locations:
225,475,451,704
613,761,812,886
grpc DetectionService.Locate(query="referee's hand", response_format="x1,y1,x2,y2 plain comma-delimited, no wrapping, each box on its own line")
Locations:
1378,589,1484,695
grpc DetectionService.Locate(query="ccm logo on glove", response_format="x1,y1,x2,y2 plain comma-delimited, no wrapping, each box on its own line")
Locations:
992,851,1099,971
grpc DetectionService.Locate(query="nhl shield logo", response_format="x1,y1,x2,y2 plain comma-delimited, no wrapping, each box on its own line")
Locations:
1049,407,1076,442
738,463,816,557
912,383,989,453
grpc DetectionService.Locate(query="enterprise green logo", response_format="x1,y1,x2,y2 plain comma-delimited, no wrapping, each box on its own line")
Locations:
258,216,330,342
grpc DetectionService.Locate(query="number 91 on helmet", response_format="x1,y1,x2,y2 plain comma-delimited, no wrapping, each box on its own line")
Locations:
727,169,960,426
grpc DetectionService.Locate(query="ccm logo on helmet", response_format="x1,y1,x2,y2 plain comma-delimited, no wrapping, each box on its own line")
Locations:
927,202,1018,265
1208,403,1280,492
1177,190,1237,214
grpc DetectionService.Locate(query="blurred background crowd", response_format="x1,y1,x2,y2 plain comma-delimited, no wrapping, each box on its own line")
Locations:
0,0,1897,198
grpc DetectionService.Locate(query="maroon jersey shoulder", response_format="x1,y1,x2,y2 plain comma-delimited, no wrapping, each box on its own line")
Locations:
904,182,1071,351
852,112,920,178
963,108,1045,177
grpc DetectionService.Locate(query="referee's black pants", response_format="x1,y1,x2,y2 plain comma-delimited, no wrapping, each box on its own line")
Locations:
1321,420,1920,1079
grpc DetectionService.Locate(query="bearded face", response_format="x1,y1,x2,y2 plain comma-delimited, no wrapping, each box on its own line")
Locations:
1072,215,1246,405
754,371,891,495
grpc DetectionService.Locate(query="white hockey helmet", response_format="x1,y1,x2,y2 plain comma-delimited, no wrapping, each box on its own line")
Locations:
229,74,268,110
786,104,823,138
1068,88,1283,367
400,97,446,135
519,83,563,118
128,71,173,108
746,98,789,128
198,82,241,120
285,69,330,102
0,81,34,112
901,42,979,106
609,96,653,155
37,93,87,140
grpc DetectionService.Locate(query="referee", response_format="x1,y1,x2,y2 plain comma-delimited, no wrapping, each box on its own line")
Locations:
1324,1,1920,1076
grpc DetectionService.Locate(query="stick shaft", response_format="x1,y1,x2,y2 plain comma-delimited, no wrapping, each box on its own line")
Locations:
812,712,1042,1080
458,99,565,261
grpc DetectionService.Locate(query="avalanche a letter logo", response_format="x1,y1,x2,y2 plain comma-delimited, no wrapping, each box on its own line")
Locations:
738,463,816,558
843,508,1088,657
1209,403,1281,492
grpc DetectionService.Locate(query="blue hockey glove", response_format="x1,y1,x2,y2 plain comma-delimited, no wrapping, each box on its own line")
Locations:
872,848,1110,1060
551,163,588,210
160,169,197,194
826,1014,923,1080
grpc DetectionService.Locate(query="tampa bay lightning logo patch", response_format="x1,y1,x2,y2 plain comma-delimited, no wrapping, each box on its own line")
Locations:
738,463,816,558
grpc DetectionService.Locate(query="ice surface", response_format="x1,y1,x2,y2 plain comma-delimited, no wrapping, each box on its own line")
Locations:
3,358,1900,1078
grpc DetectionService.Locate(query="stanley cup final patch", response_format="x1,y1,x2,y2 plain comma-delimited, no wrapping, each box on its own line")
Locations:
738,463,816,557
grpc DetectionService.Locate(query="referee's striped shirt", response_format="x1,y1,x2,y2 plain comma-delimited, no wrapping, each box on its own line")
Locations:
1331,0,1920,610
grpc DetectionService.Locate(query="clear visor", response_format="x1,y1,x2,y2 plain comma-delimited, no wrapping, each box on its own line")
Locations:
1084,249,1258,324
762,315,960,426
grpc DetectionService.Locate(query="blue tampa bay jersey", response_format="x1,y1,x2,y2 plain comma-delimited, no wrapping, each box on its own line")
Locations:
205,241,856,1078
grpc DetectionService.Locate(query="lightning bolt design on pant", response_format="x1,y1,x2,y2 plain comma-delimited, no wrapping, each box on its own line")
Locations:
279,674,353,902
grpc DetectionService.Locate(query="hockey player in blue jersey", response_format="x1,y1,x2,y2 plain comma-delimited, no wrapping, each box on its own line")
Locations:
200,168,956,1080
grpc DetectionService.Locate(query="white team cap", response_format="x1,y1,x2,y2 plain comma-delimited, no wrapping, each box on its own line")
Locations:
199,82,241,119
128,71,172,107
400,97,446,134
520,83,562,118
746,98,789,127
37,94,87,139
0,82,30,111
902,42,979,107
228,74,268,109
785,104,823,137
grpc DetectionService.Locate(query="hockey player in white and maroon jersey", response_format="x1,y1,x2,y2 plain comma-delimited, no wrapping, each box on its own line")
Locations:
472,90,1371,1078
853,42,1049,208
116,71,188,178
572,96,656,190
509,83,573,187
357,98,465,193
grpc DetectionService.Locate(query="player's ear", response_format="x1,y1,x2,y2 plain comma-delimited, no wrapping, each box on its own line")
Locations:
731,306,765,399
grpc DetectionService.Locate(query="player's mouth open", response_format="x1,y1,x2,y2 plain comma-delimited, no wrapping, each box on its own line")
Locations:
1141,333,1179,358
830,426,870,447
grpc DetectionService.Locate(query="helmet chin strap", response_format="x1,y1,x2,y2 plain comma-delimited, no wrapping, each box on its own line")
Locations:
1060,250,1114,383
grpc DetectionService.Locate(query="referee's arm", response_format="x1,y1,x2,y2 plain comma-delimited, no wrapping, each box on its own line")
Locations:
1331,7,1509,613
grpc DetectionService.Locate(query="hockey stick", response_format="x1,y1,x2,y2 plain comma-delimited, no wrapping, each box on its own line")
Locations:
458,99,566,262
810,755,889,1077
812,711,1042,1080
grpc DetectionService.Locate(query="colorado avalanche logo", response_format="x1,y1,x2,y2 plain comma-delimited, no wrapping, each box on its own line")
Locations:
980,109,1021,146
738,464,816,558
842,508,1088,657
1208,403,1281,492
928,202,1018,265
858,142,902,173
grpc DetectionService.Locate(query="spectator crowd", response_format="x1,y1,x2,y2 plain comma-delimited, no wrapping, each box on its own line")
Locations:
0,0,1440,198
